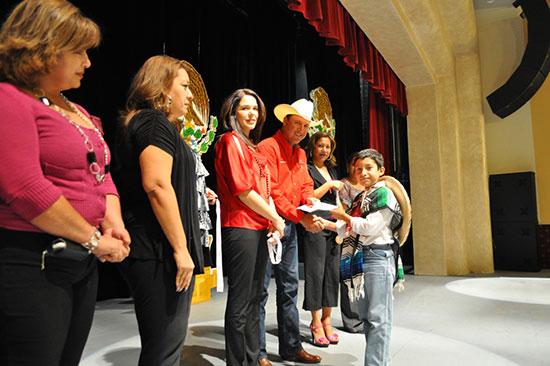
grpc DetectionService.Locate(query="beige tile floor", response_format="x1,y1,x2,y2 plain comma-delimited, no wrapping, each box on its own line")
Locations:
82,270,550,366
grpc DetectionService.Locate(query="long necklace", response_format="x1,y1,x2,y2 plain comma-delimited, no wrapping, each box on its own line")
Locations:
250,148,271,198
39,93,110,183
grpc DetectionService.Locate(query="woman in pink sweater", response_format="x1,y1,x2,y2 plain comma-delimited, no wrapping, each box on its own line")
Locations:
0,1,130,365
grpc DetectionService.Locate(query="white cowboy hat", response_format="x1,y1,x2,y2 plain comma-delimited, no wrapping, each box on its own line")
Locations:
274,98,314,123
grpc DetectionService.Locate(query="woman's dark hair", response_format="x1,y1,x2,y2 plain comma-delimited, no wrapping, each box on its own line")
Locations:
346,151,359,175
219,88,266,148
306,131,337,168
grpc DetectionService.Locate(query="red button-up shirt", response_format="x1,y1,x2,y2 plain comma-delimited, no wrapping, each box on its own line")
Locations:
215,132,270,230
259,130,314,223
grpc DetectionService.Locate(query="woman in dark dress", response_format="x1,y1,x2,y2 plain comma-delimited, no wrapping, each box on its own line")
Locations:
302,131,344,347
114,55,204,366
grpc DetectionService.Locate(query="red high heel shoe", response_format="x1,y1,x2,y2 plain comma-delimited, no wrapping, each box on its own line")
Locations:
322,323,339,344
309,324,329,347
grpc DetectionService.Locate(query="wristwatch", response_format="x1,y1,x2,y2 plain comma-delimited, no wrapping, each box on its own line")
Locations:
81,228,101,251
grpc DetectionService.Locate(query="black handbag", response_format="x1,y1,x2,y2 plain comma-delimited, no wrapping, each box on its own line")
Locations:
41,237,91,270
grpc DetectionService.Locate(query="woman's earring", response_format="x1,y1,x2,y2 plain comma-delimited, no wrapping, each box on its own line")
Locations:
33,88,52,106
33,88,45,98
157,95,172,111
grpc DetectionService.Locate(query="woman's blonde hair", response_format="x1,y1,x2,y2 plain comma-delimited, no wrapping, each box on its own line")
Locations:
0,0,101,89
306,131,337,168
121,55,190,129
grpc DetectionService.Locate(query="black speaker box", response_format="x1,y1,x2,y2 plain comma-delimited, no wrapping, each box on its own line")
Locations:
486,0,550,119
489,172,540,271
492,221,541,271
489,172,537,222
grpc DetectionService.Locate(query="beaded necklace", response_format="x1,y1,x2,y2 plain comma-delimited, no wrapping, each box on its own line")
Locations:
249,148,271,198
39,94,110,183
231,133,270,198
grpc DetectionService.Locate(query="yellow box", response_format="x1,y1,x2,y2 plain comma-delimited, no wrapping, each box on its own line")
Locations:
191,267,217,305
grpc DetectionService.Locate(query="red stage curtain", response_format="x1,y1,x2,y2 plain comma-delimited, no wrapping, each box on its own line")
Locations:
369,90,391,174
288,0,408,116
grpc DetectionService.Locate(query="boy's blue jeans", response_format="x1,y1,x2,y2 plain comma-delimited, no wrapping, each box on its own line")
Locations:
358,246,396,366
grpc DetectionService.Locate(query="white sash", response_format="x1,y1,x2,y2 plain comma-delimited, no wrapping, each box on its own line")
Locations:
215,200,224,292
267,232,282,264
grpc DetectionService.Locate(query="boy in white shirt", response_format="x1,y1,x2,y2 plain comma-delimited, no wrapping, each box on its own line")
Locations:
322,148,402,366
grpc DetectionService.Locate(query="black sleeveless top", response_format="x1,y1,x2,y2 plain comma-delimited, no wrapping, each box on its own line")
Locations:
113,109,204,274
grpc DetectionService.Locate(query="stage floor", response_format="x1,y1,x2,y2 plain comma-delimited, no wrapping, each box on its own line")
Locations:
81,270,550,365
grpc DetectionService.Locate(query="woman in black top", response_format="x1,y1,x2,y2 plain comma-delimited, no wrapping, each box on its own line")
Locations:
114,55,204,366
303,131,344,347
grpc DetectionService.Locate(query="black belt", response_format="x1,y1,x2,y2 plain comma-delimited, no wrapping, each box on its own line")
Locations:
0,227,54,252
364,244,393,251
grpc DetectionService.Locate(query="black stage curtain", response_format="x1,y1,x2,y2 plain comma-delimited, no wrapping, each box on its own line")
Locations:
0,0,368,299
1,0,364,176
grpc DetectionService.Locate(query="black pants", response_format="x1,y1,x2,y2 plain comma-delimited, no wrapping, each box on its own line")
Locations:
0,228,98,366
118,258,195,366
222,227,268,366
302,229,340,311
339,280,364,333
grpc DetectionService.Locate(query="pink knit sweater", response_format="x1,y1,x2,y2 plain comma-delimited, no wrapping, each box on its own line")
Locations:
0,82,117,232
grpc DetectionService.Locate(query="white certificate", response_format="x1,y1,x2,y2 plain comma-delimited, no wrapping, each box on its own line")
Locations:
298,201,338,213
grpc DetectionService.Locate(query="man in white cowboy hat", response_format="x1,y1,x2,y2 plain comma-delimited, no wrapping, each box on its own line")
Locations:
257,98,324,365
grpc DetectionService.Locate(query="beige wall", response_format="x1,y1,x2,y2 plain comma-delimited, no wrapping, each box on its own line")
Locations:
341,0,494,275
528,0,550,224
477,7,550,224
477,10,537,175
341,0,549,274
530,76,550,224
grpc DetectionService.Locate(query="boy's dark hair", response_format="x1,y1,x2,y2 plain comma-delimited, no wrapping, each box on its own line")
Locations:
355,148,384,169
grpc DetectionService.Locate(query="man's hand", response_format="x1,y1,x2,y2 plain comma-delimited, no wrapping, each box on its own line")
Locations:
314,216,336,232
300,214,324,233
305,197,319,207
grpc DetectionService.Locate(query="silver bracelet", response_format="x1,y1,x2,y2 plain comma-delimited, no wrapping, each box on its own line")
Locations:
81,228,101,251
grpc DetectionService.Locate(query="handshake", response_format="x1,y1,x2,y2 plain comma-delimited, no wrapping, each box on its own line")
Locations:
299,203,347,234
298,197,323,233
298,197,348,233
300,214,325,233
